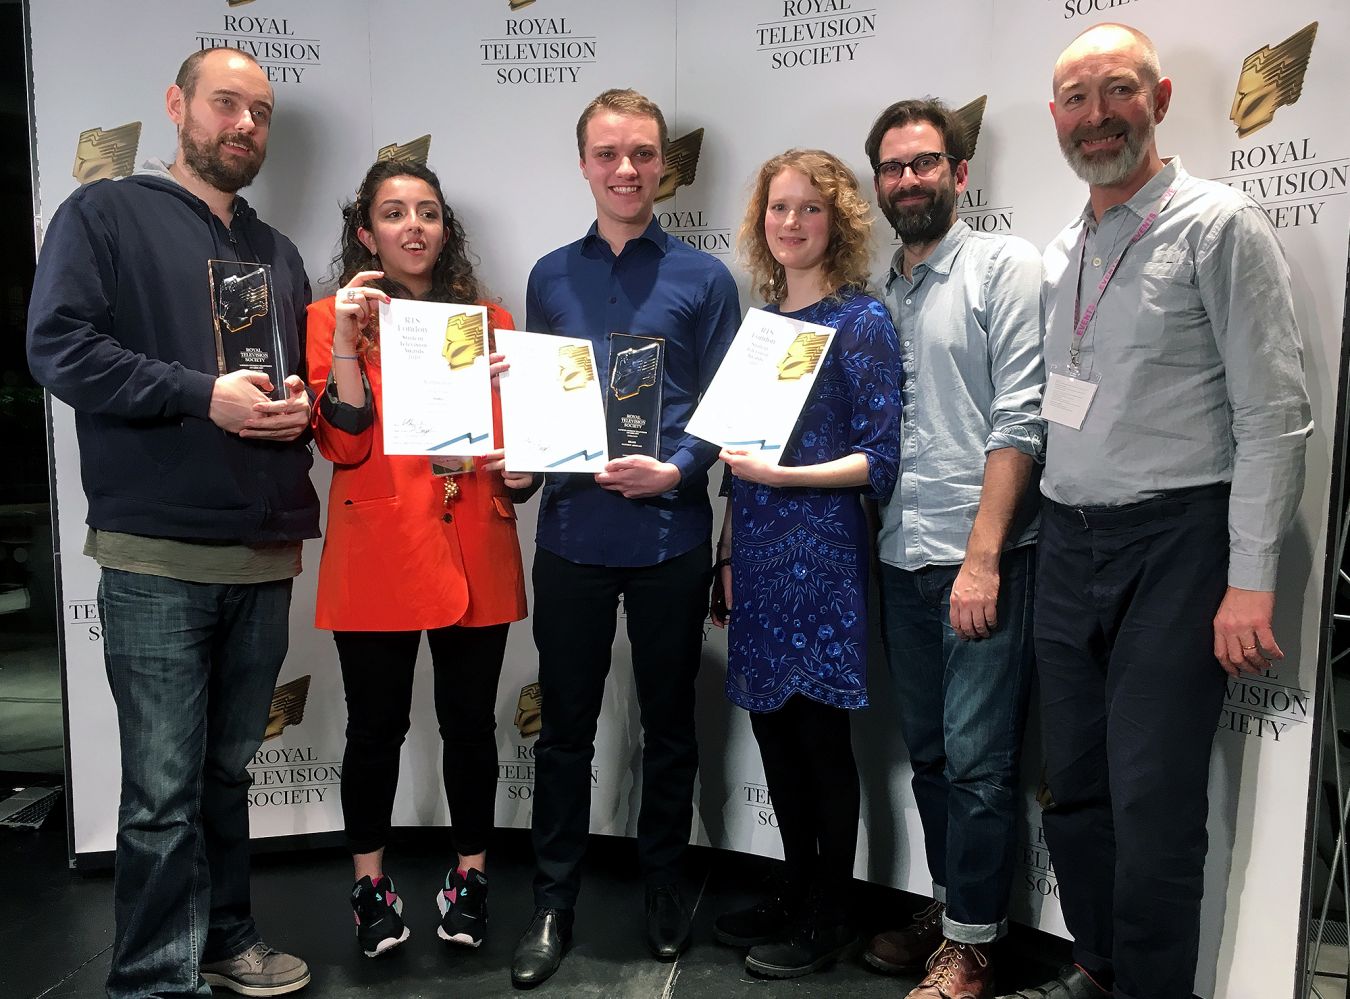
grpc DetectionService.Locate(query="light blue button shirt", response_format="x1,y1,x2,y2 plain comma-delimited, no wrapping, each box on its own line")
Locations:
1041,158,1312,590
875,220,1046,571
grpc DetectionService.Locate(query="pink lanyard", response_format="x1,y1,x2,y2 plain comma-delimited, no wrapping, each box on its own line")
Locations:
1069,185,1178,373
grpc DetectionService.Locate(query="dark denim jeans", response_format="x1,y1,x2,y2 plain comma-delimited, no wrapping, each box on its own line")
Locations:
1035,487,1229,999
98,569,293,999
877,545,1035,943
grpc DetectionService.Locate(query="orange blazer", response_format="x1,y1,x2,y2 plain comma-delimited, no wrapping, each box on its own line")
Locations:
306,296,527,632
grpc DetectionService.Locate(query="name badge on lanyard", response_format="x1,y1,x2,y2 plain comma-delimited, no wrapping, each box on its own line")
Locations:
1042,184,1178,431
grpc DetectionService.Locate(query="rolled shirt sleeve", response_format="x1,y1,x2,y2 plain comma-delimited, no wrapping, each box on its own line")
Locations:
1196,204,1312,591
982,238,1047,461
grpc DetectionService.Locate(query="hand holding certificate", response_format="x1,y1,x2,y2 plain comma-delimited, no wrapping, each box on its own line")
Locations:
378,298,494,456
495,329,608,473
685,307,835,462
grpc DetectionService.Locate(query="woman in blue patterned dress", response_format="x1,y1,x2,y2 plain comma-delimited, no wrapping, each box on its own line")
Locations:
709,149,901,978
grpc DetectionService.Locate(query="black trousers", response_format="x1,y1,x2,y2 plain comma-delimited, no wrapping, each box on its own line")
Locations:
530,543,710,908
750,695,860,912
1034,485,1229,999
335,623,509,858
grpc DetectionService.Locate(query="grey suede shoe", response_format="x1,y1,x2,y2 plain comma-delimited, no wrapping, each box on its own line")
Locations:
200,941,311,996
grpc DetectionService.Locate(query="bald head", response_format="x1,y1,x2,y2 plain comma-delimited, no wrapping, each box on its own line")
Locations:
1054,23,1161,93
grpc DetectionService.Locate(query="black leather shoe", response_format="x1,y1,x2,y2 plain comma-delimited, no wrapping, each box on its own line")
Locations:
645,884,691,960
511,907,573,989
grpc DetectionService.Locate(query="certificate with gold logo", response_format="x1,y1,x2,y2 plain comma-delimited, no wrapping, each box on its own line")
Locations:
685,308,835,463
494,329,607,473
208,259,288,401
378,298,494,456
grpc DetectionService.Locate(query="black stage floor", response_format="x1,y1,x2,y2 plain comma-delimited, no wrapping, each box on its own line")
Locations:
4,797,1069,999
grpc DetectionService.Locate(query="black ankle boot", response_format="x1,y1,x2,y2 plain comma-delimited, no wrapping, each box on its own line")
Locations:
743,889,855,979
714,872,802,948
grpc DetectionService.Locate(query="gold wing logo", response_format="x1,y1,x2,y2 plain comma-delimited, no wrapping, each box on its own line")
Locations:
443,312,486,370
558,345,594,391
656,128,705,203
515,682,542,737
509,0,537,9
777,331,830,381
1230,21,1318,138
226,0,257,6
264,675,311,741
952,95,987,160
72,122,142,184
377,134,432,165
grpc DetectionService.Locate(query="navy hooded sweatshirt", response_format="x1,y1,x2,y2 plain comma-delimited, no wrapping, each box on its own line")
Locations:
26,166,321,543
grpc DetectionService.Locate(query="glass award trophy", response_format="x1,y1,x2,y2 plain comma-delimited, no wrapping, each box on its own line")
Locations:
208,259,287,400
606,333,664,459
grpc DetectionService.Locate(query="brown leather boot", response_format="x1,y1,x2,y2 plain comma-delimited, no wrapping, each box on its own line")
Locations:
905,940,993,999
864,898,945,973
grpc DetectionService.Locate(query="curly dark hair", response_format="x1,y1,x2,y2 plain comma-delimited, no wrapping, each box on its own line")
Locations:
738,149,873,306
330,159,484,346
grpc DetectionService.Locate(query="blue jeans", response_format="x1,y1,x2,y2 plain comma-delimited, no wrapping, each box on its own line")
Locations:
877,546,1034,943
98,569,293,999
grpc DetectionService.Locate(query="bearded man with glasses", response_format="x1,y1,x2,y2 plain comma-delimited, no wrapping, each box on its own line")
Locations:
861,97,1046,999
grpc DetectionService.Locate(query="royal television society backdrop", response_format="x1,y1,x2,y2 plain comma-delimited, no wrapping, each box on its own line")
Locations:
26,2,1350,997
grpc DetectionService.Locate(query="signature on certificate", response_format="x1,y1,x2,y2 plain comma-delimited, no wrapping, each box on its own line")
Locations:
397,417,431,436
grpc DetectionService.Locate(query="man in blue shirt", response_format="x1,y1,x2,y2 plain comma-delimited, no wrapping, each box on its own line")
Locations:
860,99,1045,999
510,88,741,989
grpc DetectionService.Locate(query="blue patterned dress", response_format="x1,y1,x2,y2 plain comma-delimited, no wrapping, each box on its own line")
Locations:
725,289,902,713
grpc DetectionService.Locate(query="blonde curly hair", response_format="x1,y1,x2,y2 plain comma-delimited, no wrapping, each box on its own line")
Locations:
738,149,873,305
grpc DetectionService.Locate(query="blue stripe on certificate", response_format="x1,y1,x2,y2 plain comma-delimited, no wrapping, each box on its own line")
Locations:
430,431,490,451
547,449,604,468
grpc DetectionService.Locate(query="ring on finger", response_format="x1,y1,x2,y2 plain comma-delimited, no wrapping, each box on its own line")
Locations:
1241,643,1257,652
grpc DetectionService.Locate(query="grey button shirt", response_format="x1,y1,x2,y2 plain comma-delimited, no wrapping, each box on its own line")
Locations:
1041,158,1312,591
876,220,1046,571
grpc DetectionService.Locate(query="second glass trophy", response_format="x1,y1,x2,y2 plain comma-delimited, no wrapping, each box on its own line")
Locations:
209,259,287,400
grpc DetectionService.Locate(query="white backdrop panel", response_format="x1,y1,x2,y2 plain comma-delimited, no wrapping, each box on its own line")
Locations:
28,2,1350,996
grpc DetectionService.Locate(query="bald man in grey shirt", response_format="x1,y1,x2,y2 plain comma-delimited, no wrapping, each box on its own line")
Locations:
1000,23,1311,999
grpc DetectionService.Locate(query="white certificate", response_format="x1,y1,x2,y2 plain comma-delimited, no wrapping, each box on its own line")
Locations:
379,298,494,456
685,307,835,463
495,329,608,473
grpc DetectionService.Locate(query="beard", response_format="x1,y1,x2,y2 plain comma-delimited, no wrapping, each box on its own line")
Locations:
180,110,265,194
1059,114,1153,187
880,177,956,245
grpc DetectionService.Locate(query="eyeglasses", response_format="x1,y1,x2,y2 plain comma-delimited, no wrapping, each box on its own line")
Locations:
875,152,958,180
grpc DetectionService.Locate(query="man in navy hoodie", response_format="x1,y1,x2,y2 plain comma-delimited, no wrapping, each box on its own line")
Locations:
27,48,317,998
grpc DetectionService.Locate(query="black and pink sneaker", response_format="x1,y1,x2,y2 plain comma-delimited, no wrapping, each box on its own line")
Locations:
437,868,488,947
351,874,410,957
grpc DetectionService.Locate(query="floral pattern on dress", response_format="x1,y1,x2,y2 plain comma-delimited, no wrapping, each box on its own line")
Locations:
726,289,902,713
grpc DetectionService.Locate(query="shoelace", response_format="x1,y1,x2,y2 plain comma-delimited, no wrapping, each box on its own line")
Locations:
914,899,944,932
237,942,277,968
924,941,988,988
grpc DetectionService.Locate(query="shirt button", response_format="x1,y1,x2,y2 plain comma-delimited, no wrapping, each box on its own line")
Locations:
442,513,453,523
1091,257,1102,267
903,341,911,347
904,299,912,305
609,296,617,304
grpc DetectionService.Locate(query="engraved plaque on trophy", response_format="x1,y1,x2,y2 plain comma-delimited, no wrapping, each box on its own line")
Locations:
208,259,287,400
605,333,664,459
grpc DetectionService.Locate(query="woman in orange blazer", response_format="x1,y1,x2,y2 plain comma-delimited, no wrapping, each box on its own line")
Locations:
307,159,531,959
